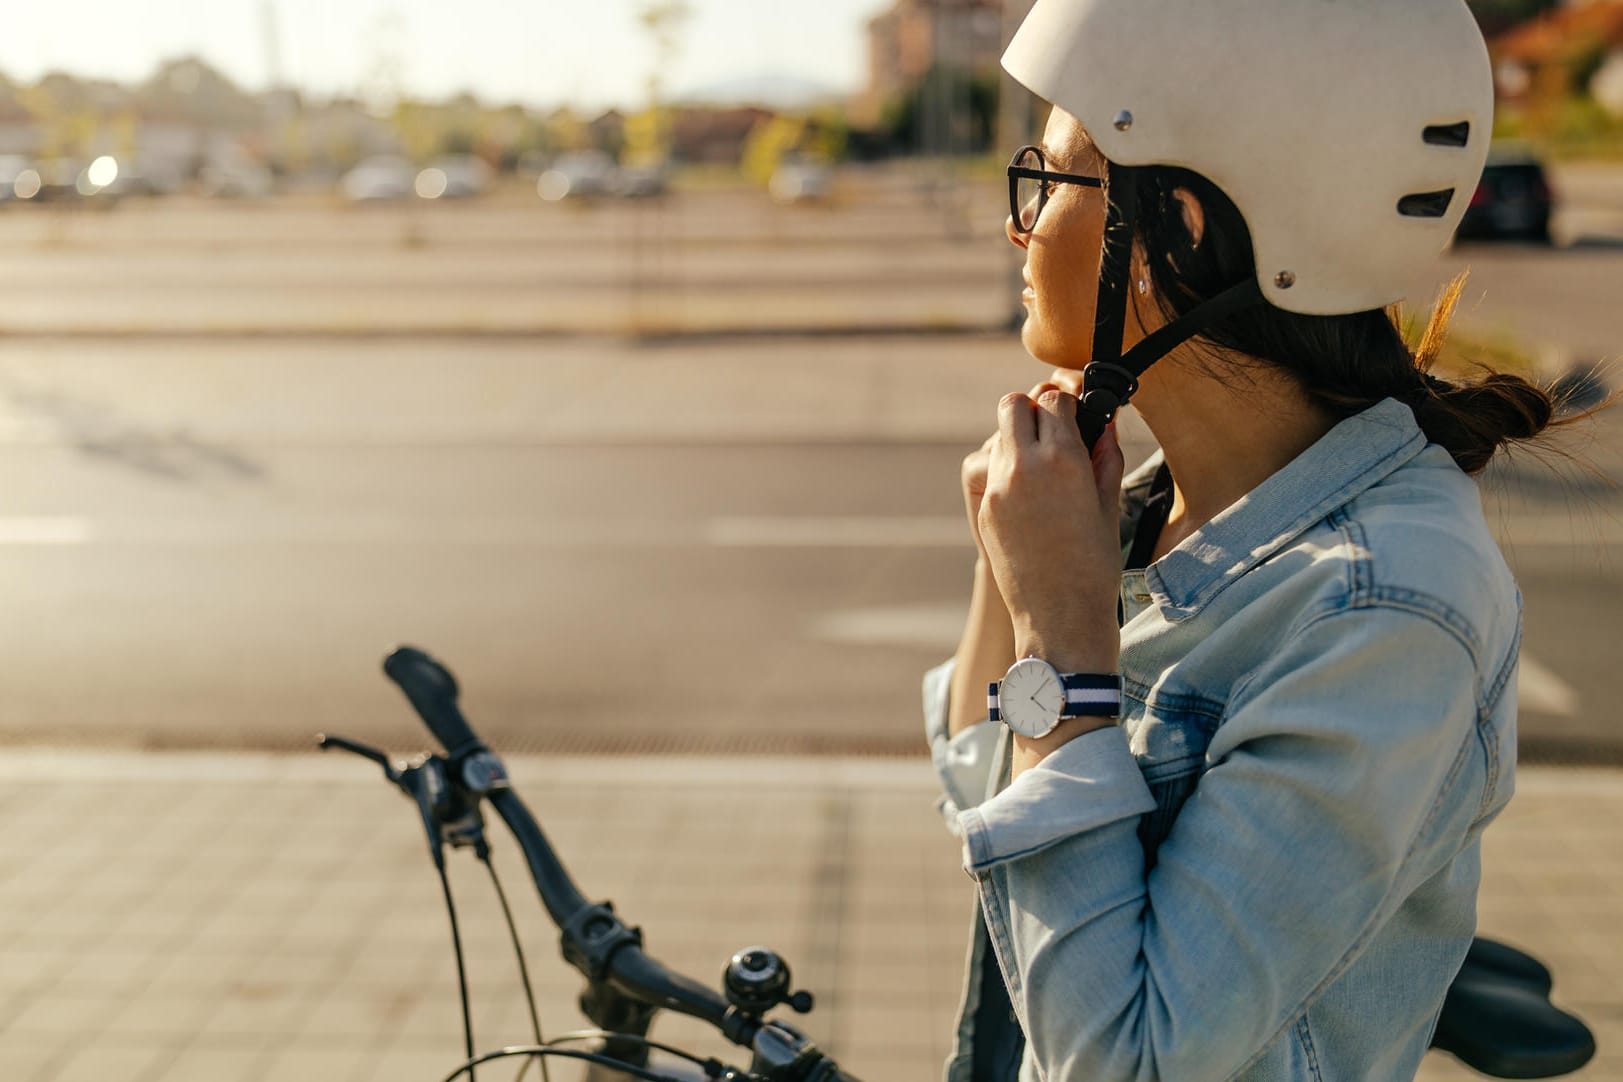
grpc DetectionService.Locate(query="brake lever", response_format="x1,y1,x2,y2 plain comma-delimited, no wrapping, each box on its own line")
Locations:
319,734,489,870
318,733,403,783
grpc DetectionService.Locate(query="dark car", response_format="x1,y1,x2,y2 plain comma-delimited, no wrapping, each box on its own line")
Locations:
1455,148,1555,243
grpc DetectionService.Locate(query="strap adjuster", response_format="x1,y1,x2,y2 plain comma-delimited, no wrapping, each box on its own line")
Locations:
1081,361,1140,418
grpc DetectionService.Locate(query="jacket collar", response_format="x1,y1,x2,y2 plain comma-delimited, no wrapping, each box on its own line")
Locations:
1146,398,1428,621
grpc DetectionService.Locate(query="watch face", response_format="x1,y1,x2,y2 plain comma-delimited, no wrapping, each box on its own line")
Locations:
1001,658,1065,738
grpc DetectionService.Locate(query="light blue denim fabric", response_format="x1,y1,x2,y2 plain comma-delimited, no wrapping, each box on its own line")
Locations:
923,398,1520,1082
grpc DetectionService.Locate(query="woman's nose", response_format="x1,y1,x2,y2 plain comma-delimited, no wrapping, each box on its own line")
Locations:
1005,214,1030,249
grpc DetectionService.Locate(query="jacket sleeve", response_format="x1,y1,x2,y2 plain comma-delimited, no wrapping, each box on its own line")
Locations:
923,656,1004,835
925,450,1165,837
960,606,1481,1081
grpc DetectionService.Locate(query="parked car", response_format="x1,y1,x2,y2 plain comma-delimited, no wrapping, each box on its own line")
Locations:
609,163,670,199
202,158,275,199
769,160,834,204
341,156,416,202
1456,146,1554,243
12,159,90,202
415,155,491,200
0,156,32,202
537,150,616,201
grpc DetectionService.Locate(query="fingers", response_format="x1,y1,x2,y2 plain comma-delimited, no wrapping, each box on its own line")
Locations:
1091,423,1126,513
997,392,1038,447
992,380,1072,452
1032,389,1080,446
961,432,997,491
1048,368,1084,396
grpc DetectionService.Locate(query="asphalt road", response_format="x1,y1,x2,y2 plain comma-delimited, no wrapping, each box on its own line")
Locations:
0,332,1616,763
0,177,1616,761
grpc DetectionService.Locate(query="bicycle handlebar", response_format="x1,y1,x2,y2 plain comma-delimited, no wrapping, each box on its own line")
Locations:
384,646,485,757
379,646,862,1079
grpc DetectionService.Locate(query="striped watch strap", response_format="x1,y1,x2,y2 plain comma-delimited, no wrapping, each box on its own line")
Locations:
988,672,1121,722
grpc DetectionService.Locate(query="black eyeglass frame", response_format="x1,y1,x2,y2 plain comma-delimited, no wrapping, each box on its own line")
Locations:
1007,144,1105,234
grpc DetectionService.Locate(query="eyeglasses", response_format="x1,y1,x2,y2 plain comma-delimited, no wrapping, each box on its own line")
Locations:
1008,145,1104,234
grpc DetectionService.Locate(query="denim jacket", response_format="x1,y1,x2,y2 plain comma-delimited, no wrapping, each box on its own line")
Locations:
923,398,1520,1082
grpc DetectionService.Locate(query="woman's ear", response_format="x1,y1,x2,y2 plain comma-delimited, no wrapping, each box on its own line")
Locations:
1172,187,1205,250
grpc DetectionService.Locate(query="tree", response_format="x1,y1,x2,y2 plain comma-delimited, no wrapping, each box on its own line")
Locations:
883,65,998,156
1465,0,1561,38
634,1,692,164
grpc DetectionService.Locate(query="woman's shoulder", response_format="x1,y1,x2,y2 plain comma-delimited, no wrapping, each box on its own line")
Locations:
1284,443,1520,668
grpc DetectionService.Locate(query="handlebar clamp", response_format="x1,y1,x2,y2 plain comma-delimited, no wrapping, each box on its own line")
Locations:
560,901,644,984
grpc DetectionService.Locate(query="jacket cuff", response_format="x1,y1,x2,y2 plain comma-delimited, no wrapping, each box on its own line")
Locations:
957,725,1155,876
923,657,1003,833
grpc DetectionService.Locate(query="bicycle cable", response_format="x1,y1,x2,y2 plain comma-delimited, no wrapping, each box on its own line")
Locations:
436,859,478,1082
437,1044,722,1082
539,1030,726,1072
480,851,551,1082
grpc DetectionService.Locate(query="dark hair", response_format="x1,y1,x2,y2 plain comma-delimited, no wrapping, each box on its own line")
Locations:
1125,165,1583,476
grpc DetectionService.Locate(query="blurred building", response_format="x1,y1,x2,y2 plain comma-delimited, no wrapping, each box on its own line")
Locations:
856,0,1009,124
0,82,37,155
671,106,773,163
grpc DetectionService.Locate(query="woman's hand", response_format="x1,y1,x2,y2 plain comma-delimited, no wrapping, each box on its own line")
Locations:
961,373,1083,561
978,387,1125,675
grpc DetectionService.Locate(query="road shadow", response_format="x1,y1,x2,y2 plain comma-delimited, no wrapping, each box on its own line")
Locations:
0,379,266,484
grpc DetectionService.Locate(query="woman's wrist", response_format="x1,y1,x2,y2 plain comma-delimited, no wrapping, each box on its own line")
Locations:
947,560,1018,739
1012,628,1119,675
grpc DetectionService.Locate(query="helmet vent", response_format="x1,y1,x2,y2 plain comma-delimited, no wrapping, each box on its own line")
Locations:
1422,122,1471,148
1397,189,1456,218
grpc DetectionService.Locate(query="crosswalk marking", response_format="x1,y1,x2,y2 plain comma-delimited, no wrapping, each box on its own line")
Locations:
0,517,91,544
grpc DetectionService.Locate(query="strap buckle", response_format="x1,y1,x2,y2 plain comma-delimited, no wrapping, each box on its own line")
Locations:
1081,361,1141,419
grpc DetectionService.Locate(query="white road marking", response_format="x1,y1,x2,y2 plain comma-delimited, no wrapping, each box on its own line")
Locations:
1518,654,1580,717
704,516,967,548
0,517,92,544
809,602,968,650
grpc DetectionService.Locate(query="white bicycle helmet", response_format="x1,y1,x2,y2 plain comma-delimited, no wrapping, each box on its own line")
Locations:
1001,0,1494,441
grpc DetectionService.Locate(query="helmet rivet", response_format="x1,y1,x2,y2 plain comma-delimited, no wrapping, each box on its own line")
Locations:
1113,110,1134,132
1274,271,1296,289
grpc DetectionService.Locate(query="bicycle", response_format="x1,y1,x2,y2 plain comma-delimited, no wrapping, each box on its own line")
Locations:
317,645,1595,1081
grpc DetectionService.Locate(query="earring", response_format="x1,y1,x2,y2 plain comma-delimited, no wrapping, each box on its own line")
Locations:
1137,279,1149,295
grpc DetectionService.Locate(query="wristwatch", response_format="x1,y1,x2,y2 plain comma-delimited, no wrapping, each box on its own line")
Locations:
989,658,1122,739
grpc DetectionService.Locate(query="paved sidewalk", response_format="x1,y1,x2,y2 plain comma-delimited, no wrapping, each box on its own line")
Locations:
0,752,1614,1082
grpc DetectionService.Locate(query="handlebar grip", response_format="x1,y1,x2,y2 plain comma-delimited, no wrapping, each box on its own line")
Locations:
382,646,486,756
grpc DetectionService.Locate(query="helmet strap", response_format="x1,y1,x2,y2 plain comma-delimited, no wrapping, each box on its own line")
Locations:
1077,165,1265,449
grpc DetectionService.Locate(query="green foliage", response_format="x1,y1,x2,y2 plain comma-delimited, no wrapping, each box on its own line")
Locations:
1500,96,1623,160
883,64,999,156
623,107,671,167
741,115,806,185
806,107,850,163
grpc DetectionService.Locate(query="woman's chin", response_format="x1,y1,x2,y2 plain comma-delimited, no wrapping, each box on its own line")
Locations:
1019,319,1060,366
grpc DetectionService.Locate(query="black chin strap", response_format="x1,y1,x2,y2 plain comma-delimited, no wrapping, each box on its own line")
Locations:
1075,164,1267,450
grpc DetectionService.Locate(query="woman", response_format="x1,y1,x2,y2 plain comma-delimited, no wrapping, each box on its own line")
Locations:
922,1,1581,1079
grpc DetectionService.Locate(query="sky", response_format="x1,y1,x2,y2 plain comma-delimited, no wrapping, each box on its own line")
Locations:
0,0,886,110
